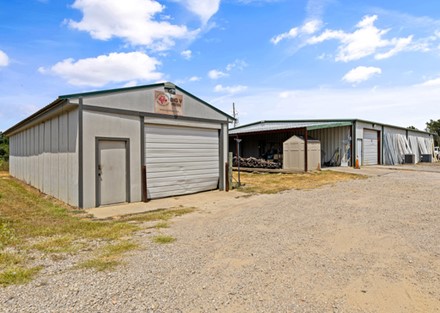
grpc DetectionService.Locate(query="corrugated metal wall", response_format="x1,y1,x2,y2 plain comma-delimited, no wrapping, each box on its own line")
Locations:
9,109,79,206
309,126,351,166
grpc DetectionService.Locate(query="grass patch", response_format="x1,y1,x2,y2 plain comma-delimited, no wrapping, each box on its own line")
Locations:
120,207,196,223
153,235,176,244
0,172,140,283
0,221,16,249
0,266,41,287
154,221,169,229
0,171,196,284
0,161,8,172
235,170,365,194
0,252,22,268
76,241,138,272
31,235,79,253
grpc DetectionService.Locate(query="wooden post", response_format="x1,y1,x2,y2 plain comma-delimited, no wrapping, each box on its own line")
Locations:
228,152,233,189
225,162,229,191
142,165,148,202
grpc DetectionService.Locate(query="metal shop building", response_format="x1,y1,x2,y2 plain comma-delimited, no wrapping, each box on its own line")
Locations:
229,119,434,171
5,83,233,208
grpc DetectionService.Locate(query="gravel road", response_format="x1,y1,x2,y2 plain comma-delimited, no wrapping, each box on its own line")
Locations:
1,166,440,312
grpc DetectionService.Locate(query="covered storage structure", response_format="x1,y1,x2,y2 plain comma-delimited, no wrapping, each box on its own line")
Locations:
283,136,321,171
5,82,233,208
229,119,434,170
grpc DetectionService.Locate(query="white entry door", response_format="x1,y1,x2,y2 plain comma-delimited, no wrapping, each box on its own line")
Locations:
363,130,379,165
97,140,128,206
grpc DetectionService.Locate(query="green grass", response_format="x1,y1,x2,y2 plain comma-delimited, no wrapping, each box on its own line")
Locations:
0,172,196,284
31,235,80,253
120,207,196,223
235,170,366,194
0,161,8,172
76,241,138,272
0,266,42,286
154,222,169,229
153,235,176,244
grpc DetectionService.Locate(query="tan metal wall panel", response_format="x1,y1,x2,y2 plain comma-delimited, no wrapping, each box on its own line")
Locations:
7,108,79,207
309,126,351,166
82,110,141,208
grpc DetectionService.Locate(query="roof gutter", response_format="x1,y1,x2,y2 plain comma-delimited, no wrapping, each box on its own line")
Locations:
3,98,73,137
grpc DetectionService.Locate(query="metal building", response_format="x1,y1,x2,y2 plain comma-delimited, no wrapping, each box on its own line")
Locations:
5,83,233,208
229,119,434,171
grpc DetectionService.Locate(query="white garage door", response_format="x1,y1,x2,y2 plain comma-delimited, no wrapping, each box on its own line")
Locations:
145,124,219,199
363,129,379,165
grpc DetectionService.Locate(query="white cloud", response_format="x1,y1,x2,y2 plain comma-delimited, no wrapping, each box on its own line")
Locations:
271,19,321,44
181,49,192,60
375,36,413,59
418,77,440,87
0,50,9,67
214,84,248,94
342,66,382,84
307,15,413,62
208,69,228,79
214,85,247,94
226,59,248,71
178,0,220,24
208,59,247,80
68,0,196,51
189,76,201,81
39,52,162,87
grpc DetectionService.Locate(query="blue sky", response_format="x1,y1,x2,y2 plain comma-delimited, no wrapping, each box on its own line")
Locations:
1,0,440,131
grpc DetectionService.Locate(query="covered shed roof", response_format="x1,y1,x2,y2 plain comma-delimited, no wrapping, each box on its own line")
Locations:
229,120,353,135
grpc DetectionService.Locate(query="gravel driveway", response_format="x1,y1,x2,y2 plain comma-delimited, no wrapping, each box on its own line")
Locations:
1,166,440,312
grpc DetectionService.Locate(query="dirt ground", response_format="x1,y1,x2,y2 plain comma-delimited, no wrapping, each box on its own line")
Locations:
1,165,440,312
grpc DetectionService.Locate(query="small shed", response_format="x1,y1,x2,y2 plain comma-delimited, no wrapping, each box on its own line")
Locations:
283,135,321,171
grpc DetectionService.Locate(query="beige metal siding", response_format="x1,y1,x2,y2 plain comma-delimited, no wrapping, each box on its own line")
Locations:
8,109,79,207
82,110,141,209
309,126,351,166
145,124,219,199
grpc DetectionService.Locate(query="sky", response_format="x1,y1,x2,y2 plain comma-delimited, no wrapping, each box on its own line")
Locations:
1,0,440,131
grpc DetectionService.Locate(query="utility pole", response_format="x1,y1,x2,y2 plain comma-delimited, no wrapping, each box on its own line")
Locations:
232,102,239,128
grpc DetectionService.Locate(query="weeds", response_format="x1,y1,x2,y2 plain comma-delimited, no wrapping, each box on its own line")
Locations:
0,172,195,285
235,170,365,194
76,241,138,271
153,235,176,244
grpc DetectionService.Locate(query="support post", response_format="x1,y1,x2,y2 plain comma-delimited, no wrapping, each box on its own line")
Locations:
228,152,233,190
225,162,229,191
142,165,147,202
304,128,308,172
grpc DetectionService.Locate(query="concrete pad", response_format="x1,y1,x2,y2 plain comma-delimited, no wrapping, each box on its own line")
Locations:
85,190,241,219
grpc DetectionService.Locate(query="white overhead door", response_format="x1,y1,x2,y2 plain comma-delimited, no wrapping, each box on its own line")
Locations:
363,129,379,165
145,124,219,199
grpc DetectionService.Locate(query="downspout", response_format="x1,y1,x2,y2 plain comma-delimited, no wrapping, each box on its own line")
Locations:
352,120,357,168
78,97,84,208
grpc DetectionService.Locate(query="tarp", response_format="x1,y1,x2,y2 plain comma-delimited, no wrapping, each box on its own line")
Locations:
384,133,434,165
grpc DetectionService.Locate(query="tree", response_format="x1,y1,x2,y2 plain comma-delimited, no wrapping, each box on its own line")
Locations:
0,131,9,162
426,119,440,146
407,126,418,130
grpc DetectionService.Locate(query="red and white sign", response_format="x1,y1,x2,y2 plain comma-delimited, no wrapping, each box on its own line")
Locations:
154,90,183,116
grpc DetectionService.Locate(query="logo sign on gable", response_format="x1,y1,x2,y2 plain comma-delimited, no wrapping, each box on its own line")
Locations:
154,90,183,116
